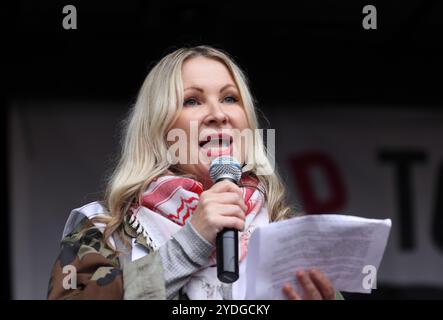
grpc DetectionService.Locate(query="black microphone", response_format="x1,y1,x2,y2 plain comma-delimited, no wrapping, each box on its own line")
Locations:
209,156,242,283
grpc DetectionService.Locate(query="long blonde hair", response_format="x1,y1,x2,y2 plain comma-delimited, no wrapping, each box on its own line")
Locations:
101,46,295,249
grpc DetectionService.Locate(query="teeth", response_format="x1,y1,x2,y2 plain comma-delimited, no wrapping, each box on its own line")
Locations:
201,139,230,149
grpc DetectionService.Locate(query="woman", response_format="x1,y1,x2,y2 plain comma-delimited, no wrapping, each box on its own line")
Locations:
47,46,340,300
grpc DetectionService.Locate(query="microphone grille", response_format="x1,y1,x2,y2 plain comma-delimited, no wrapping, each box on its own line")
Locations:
209,156,242,184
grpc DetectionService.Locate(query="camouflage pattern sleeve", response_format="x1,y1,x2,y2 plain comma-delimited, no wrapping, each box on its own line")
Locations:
47,218,124,300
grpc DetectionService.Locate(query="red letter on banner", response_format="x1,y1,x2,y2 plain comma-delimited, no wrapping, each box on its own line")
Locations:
289,151,347,214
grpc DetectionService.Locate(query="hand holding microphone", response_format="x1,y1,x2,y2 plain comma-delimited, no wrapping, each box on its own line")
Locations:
189,156,244,283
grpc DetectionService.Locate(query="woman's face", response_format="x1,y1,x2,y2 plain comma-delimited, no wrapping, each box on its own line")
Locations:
168,56,249,188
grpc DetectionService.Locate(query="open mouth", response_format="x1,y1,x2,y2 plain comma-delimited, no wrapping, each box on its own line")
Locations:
198,133,233,156
199,133,233,148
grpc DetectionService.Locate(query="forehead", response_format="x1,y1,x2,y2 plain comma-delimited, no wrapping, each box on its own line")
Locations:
182,56,235,87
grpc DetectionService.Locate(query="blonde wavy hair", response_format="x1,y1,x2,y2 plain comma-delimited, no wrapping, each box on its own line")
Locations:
100,45,296,250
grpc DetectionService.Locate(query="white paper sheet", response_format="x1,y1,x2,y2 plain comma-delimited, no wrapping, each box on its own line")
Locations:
245,214,392,299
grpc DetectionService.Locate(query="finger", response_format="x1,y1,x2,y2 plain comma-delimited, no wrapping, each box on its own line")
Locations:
296,270,323,300
206,203,245,220
282,283,302,300
214,215,245,231
205,192,248,213
216,204,246,220
208,180,243,198
309,269,336,300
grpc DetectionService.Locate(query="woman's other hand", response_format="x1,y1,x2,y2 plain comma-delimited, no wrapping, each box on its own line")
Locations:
282,268,336,300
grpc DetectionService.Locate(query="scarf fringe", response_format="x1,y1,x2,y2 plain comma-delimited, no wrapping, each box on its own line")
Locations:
127,213,158,250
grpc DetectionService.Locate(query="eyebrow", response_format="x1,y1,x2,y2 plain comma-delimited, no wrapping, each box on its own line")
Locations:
184,84,237,93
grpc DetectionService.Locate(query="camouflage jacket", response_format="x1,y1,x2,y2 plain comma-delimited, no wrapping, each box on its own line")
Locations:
47,211,170,300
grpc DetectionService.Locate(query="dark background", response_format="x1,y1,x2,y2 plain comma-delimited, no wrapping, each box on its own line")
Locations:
3,0,443,299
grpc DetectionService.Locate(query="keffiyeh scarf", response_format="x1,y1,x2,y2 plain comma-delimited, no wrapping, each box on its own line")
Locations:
127,174,269,299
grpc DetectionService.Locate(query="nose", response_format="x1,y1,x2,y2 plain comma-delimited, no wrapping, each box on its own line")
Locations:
203,100,228,127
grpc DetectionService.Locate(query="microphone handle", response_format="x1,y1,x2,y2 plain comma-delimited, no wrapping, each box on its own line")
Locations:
216,228,239,283
215,176,240,283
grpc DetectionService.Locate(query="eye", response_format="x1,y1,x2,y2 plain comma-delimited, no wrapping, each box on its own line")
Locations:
184,97,200,107
223,96,238,104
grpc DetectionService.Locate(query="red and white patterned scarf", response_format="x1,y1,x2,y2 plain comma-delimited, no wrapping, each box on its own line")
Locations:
128,174,269,299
